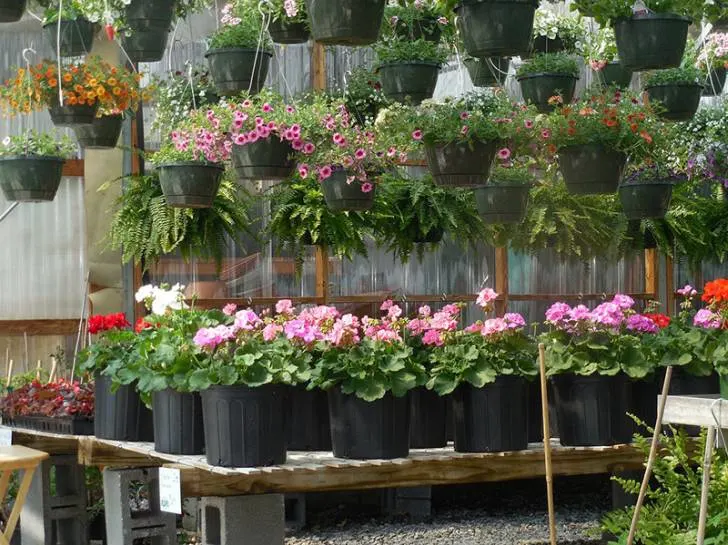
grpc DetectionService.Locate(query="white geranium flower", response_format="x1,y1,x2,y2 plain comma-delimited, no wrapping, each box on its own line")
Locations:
135,284,157,303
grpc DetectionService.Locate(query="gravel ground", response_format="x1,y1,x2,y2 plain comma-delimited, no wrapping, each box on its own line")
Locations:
286,477,609,545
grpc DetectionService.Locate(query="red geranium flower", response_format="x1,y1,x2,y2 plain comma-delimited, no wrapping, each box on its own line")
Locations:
644,313,671,329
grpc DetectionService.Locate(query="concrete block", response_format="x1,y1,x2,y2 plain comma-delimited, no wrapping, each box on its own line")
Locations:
285,493,306,531
382,486,432,519
201,495,285,545
182,498,200,532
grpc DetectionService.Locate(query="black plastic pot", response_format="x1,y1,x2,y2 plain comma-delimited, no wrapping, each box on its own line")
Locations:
597,62,633,89
286,386,331,451
452,377,529,453
0,0,26,22
304,0,386,46
122,29,170,63
464,57,510,88
558,144,627,195
644,83,702,122
455,0,536,58
94,372,154,442
206,48,272,96
0,156,64,202
125,0,175,31
551,373,633,447
704,67,727,96
473,183,530,224
629,375,659,433
201,384,287,467
321,169,376,212
531,35,565,55
157,162,225,209
268,19,310,44
152,390,205,455
613,13,691,71
425,139,498,187
328,388,410,459
394,16,442,42
619,181,674,220
377,62,440,105
73,114,123,149
49,101,99,128
409,387,447,449
43,18,96,57
517,72,578,113
231,138,295,181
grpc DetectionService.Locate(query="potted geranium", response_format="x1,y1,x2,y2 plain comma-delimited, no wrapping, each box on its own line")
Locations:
644,66,703,122
544,89,659,194
463,56,511,88
383,0,450,43
697,33,728,96
0,131,76,202
516,52,580,113
0,0,26,22
310,304,425,460
41,3,96,57
205,4,273,97
427,288,537,453
455,0,537,58
530,8,586,55
374,37,447,105
77,312,154,441
150,107,229,208
586,27,633,89
618,164,680,220
304,0,386,46
542,294,657,446
474,161,533,224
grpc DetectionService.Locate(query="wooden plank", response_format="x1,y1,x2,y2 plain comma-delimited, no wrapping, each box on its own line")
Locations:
312,42,326,91
62,159,84,177
77,436,164,467
665,254,675,315
662,395,728,428
495,247,509,316
315,245,329,305
11,429,80,455
0,320,81,336
645,248,658,300
0,446,48,469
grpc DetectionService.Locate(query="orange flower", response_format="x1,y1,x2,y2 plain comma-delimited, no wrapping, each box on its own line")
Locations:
630,123,638,132
113,87,122,96
639,130,652,144
547,143,557,154
48,78,57,88
703,279,728,305
107,77,117,86
63,73,72,83
605,119,617,127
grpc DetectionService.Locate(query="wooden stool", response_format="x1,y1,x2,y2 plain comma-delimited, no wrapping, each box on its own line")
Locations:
0,446,49,545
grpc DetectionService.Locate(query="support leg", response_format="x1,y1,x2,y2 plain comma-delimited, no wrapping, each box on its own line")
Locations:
381,487,432,519
697,427,716,545
201,495,285,545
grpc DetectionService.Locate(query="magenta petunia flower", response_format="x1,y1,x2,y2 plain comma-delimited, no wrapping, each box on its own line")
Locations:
361,182,373,193
497,147,511,160
412,130,423,141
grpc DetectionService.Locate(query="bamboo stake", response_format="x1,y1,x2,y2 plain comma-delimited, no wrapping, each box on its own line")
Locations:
538,343,557,545
5,361,12,389
697,427,716,545
49,358,57,384
35,360,41,380
626,366,673,545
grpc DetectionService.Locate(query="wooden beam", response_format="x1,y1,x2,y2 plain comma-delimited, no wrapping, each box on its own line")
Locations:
77,436,162,467
645,248,658,300
11,429,79,455
315,245,329,304
495,247,508,316
665,254,675,315
312,42,326,91
0,320,81,336
62,159,84,177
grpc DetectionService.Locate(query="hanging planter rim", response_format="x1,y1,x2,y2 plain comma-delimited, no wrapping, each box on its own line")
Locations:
619,179,678,189
455,0,539,10
516,72,579,82
613,12,692,24
41,16,95,30
483,181,533,188
0,154,65,164
377,60,442,70
205,47,273,58
645,82,703,91
157,161,225,170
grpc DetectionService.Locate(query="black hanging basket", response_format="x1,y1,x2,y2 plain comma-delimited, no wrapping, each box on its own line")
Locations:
455,0,536,58
597,62,633,89
517,72,578,113
619,181,674,220
73,114,123,149
94,372,154,442
530,35,565,55
464,57,510,88
425,139,498,187
0,155,64,202
43,18,96,57
407,220,445,244
285,386,332,451
0,0,26,22
122,29,171,63
613,13,691,71
125,0,175,31
231,138,295,181
558,144,627,195
474,183,530,224
377,62,440,105
201,384,287,467
704,67,727,96
409,387,447,449
157,161,225,209
48,101,99,128
152,389,205,455
206,48,272,96
645,83,702,122
268,19,310,44
304,0,386,46
328,388,410,460
321,169,376,212
452,377,529,453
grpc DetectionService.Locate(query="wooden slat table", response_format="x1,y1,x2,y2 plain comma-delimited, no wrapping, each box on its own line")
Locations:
0,446,48,545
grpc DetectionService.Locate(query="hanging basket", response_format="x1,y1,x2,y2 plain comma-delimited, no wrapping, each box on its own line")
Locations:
125,0,175,31
157,161,225,208
455,0,536,58
43,18,96,57
517,72,578,113
48,101,99,128
321,170,376,212
613,13,690,71
268,19,310,44
644,83,702,122
464,57,510,88
73,114,123,149
231,138,295,181
530,35,565,56
206,48,272,96
425,139,498,187
304,0,386,46
0,155,64,202
394,15,442,42
377,61,440,105
597,62,633,89
122,29,170,63
619,181,674,220
473,184,530,224
704,67,727,96
407,222,445,244
0,0,26,22
558,144,627,195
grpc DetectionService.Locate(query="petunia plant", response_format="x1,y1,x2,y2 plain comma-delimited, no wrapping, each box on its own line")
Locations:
151,105,232,165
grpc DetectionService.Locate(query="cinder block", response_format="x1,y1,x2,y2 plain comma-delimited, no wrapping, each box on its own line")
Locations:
182,498,200,532
285,493,306,531
381,486,432,519
201,495,285,545
102,468,176,545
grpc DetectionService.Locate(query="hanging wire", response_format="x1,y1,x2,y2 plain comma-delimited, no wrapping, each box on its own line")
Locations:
56,0,64,106
248,1,273,95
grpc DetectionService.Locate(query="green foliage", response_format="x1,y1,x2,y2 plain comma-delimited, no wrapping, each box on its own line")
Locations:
107,173,254,271
311,338,424,401
339,67,389,126
644,67,702,87
0,131,77,158
570,0,704,25
489,164,534,184
584,26,618,62
150,68,218,135
208,7,272,50
77,328,137,378
642,322,723,377
516,52,580,78
374,37,448,65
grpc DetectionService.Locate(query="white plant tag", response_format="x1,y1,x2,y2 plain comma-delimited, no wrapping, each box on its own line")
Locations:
158,467,182,514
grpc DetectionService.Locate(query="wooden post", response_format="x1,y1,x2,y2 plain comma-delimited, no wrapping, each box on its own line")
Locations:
495,247,509,316
316,245,329,304
312,42,326,91
131,95,145,322
312,41,328,304
644,248,658,301
665,254,675,315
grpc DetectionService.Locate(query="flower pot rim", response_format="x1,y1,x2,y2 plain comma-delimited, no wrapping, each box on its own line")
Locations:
558,143,624,153
426,138,499,148
476,182,532,189
516,72,579,82
644,82,703,90
42,16,94,28
614,12,692,24
619,179,679,188
455,0,538,11
0,154,65,163
157,161,225,170
377,60,442,69
201,383,286,392
205,47,273,57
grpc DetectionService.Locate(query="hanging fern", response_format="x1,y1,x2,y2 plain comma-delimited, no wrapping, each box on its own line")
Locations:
107,172,255,271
